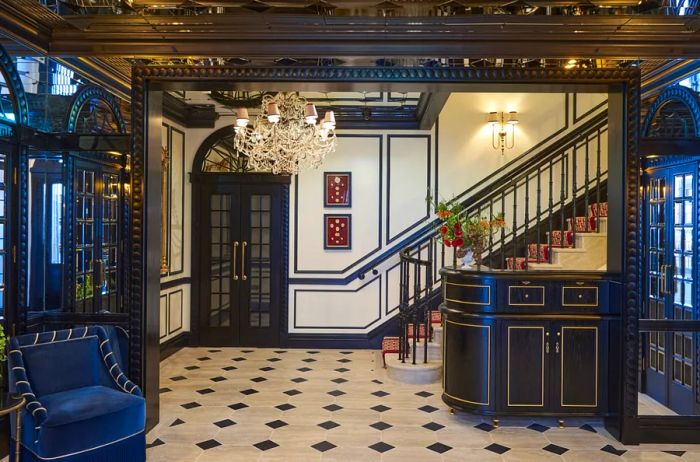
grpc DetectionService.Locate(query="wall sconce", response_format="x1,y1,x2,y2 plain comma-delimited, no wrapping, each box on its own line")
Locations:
487,111,519,155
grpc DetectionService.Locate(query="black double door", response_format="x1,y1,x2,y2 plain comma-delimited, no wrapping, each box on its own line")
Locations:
644,161,697,415
197,176,287,346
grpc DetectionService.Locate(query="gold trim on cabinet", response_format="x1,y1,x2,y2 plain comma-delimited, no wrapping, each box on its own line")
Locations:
444,282,491,306
443,320,491,406
507,326,545,407
508,285,546,307
560,326,599,408
561,285,599,307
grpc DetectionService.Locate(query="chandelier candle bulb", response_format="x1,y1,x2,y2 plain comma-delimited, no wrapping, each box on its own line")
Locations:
235,107,249,127
304,103,319,124
322,110,336,129
267,102,281,123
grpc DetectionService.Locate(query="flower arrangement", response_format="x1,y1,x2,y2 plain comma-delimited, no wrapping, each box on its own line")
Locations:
430,195,506,267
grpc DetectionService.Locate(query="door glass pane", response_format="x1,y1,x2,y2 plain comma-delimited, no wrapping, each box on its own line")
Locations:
249,194,271,328
0,152,5,318
101,173,120,313
209,194,231,327
75,168,95,313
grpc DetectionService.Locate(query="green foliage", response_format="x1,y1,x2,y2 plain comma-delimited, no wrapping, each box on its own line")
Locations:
0,324,7,363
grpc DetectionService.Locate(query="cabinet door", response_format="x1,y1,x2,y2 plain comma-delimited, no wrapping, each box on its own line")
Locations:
498,320,549,412
550,320,606,413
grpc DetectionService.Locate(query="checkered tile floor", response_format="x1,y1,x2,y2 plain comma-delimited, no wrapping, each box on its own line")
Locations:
148,348,700,461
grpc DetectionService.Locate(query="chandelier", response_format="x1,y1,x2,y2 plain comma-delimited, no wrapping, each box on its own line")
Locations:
233,92,337,175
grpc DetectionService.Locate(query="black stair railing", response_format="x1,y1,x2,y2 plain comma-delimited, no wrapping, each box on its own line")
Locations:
398,245,433,365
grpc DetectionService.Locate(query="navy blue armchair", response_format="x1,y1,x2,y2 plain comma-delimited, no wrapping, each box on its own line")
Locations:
8,326,146,462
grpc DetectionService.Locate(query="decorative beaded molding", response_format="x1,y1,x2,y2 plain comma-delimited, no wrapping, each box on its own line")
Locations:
0,44,29,125
130,66,641,424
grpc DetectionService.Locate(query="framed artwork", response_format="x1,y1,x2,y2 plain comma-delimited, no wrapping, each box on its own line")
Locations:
324,214,351,249
324,172,351,207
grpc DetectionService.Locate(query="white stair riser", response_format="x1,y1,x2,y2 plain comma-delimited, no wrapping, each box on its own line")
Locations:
412,341,442,361
433,326,443,345
385,356,442,385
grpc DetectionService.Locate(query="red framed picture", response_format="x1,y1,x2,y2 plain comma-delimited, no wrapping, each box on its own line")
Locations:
324,214,351,249
324,172,351,207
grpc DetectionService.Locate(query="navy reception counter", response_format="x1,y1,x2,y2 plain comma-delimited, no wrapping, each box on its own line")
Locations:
439,266,622,420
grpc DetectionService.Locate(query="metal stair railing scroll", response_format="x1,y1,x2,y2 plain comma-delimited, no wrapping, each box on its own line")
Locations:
398,245,433,365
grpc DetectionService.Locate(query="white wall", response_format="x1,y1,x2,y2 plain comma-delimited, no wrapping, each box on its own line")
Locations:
159,91,608,342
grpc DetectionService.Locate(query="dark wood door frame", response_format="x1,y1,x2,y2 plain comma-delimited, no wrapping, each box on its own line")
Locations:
131,66,639,438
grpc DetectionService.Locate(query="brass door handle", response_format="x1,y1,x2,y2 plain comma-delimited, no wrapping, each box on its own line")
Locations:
232,241,239,280
546,342,550,354
555,341,560,354
660,264,666,294
241,241,247,281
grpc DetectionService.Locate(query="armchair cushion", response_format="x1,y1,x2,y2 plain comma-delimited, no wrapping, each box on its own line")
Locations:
32,385,145,459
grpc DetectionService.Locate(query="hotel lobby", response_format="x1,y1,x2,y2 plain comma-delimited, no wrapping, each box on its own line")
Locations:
1,1,700,460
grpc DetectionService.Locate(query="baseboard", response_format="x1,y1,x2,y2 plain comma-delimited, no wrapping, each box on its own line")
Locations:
160,332,190,360
283,316,399,349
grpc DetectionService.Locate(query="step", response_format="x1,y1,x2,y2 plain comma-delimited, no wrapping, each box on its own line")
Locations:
552,244,606,270
574,232,607,248
528,262,564,270
385,354,442,385
413,340,442,361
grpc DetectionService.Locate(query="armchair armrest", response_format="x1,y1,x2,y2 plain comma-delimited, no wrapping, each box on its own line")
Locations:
8,348,47,426
96,327,142,397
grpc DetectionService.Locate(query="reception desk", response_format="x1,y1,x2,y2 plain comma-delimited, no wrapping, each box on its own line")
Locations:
439,267,621,421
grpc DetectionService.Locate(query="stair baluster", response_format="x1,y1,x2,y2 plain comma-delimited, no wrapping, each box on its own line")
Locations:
571,141,578,245
560,150,566,248
584,134,590,232
596,129,602,232
548,159,554,262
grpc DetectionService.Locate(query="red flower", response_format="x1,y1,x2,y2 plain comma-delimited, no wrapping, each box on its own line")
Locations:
453,237,464,248
455,229,464,237
443,238,452,247
440,225,448,235
454,221,461,230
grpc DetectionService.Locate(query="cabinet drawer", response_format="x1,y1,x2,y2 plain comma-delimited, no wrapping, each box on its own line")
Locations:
562,285,599,307
508,285,546,306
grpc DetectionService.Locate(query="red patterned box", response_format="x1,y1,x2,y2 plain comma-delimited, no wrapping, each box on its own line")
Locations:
324,172,351,207
324,214,351,249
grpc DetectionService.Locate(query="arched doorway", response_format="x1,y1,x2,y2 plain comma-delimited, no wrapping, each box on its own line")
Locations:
191,126,289,347
640,85,700,415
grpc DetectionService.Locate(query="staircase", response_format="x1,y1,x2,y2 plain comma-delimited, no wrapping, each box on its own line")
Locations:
507,202,609,271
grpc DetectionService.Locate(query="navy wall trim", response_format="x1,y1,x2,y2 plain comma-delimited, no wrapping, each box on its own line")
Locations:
167,289,184,336
160,332,190,360
284,315,399,349
386,134,432,245
573,93,608,124
293,134,383,274
159,294,168,340
292,275,382,329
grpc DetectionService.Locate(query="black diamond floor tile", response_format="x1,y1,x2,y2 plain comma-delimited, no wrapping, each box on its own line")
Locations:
371,404,390,412
170,418,185,427
147,438,165,449
241,349,254,353
601,445,627,456
210,376,227,382
197,356,211,361
181,402,201,409
485,443,510,455
370,421,392,431
475,422,495,432
422,422,445,431
159,387,172,394
273,350,287,354
291,377,307,383
297,367,312,372
543,444,569,455
324,404,343,412
337,358,351,363
302,358,317,363
184,366,200,371
232,357,247,362
240,388,258,395
318,420,340,430
208,349,222,353
259,366,275,372
334,367,350,373
197,388,215,395
214,419,236,428
664,451,686,457
340,351,353,354
527,423,550,433
418,405,439,413
196,439,221,450
369,442,394,453
170,376,187,381
372,390,389,397
580,424,597,433
229,402,248,411
267,358,282,362
331,378,348,384
222,366,237,371
372,379,383,384
327,389,346,397
276,403,296,411
265,419,288,429
307,351,320,354
254,440,279,451
284,389,302,396
251,377,267,383
415,391,433,398
427,442,452,454
311,441,337,452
